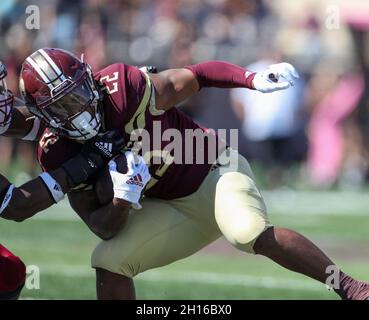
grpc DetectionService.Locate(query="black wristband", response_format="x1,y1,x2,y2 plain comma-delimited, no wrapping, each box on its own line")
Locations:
61,154,99,188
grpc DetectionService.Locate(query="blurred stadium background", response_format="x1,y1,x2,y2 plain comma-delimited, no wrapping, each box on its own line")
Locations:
1,0,369,299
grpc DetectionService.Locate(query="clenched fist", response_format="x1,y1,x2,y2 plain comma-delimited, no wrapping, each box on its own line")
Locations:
252,62,299,93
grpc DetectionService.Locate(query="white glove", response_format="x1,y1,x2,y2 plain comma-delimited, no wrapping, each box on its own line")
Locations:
108,151,151,210
252,62,299,93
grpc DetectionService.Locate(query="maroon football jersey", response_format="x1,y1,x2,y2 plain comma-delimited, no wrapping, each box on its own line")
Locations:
38,63,223,199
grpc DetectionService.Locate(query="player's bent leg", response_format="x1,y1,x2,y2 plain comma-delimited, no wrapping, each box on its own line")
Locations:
214,153,369,299
214,156,336,281
214,168,271,254
253,227,369,299
253,227,335,283
91,198,220,299
95,268,135,300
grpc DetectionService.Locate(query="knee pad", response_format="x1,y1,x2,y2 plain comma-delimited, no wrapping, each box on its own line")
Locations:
215,171,272,254
222,209,269,254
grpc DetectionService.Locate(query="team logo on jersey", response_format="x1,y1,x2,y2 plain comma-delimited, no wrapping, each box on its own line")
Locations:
87,158,97,168
95,141,113,157
127,174,144,187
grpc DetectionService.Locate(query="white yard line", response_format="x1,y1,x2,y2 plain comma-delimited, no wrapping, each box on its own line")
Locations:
38,266,323,292
262,190,369,216
32,190,369,222
139,271,324,292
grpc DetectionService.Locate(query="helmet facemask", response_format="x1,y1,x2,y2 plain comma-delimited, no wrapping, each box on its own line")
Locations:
0,64,13,132
37,65,102,141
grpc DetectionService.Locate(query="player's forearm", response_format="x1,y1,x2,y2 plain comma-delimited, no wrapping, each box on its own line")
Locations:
67,190,130,240
185,61,256,90
1,168,70,222
89,199,130,240
3,106,43,141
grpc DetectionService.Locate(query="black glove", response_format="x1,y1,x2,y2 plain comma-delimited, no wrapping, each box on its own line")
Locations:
82,130,126,162
139,65,158,74
145,66,158,74
62,130,126,188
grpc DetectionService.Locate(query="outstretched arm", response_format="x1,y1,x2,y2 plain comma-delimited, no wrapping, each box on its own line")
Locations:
3,104,44,141
0,169,69,222
149,61,299,111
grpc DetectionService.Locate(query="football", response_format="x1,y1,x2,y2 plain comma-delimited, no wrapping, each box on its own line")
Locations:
94,168,113,205
94,154,128,205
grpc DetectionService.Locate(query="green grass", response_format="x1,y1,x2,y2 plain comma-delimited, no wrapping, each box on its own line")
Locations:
1,191,369,300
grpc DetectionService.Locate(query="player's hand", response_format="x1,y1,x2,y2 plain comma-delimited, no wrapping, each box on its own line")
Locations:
62,130,126,188
109,151,151,210
252,62,299,93
139,66,158,74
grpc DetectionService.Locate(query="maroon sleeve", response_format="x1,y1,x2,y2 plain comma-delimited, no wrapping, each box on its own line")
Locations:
185,61,256,90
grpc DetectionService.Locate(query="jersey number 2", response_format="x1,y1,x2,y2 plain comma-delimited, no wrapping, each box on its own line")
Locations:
100,72,119,94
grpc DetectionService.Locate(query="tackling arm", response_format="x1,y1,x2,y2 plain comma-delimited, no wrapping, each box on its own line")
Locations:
0,168,69,222
3,104,43,141
149,61,299,111
0,130,126,223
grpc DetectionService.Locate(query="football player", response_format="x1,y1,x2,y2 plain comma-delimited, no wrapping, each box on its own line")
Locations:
16,48,369,300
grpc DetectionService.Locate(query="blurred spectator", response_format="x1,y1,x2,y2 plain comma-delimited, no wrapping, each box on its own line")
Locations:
0,0,368,190
230,59,306,186
307,69,364,188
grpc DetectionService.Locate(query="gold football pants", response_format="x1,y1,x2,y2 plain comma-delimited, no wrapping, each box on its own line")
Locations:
91,150,272,277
